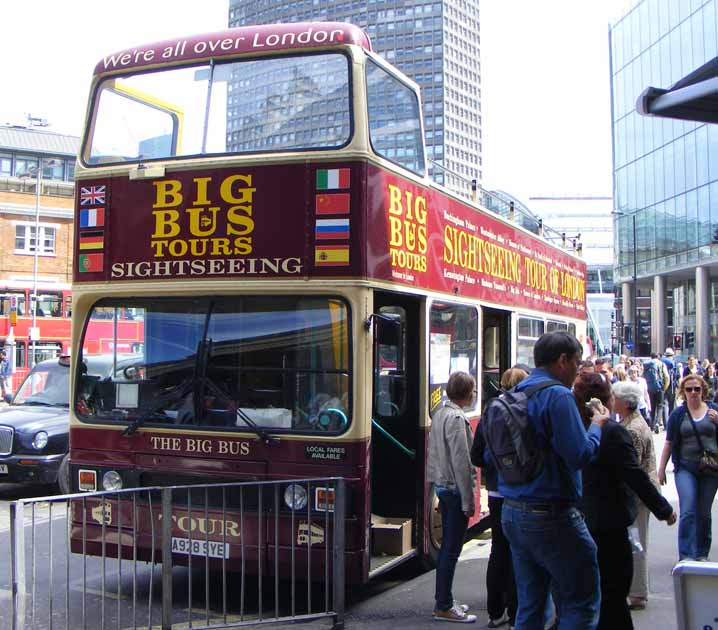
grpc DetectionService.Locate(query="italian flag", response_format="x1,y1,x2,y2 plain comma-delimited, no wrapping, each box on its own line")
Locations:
316,168,350,190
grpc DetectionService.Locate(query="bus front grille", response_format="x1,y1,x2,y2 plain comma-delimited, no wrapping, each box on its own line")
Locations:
0,427,13,455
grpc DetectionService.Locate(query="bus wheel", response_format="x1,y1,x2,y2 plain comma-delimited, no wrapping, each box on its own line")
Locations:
58,454,71,495
423,487,442,569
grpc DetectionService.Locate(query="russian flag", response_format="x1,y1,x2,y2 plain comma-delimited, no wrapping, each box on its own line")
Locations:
80,207,105,228
315,219,350,240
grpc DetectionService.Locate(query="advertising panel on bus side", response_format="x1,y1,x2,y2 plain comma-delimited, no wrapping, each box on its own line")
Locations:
73,161,584,319
366,166,587,320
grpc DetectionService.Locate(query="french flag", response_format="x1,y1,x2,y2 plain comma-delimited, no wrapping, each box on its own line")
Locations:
80,207,105,228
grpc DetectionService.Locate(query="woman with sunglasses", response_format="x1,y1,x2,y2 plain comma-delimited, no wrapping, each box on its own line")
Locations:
658,375,718,560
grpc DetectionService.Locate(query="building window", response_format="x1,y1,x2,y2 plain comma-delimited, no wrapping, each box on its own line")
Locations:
14,156,38,178
15,224,57,255
0,153,11,175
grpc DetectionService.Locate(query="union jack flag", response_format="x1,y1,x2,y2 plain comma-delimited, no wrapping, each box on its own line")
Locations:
80,185,106,206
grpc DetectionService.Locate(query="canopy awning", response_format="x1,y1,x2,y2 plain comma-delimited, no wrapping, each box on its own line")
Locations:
636,57,718,123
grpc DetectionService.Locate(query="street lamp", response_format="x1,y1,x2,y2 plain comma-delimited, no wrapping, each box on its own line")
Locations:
613,211,638,354
21,158,56,368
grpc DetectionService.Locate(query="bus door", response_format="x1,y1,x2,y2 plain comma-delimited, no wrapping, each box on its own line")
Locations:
481,307,511,410
369,291,421,567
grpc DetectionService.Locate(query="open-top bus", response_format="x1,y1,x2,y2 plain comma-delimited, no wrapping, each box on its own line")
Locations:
66,22,586,584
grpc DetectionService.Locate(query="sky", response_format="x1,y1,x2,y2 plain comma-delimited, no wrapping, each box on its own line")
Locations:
0,0,633,205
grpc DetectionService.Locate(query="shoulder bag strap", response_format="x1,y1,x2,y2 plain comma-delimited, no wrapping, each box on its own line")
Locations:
687,408,708,452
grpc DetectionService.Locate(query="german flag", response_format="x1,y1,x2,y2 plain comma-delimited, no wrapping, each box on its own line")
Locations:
79,231,104,250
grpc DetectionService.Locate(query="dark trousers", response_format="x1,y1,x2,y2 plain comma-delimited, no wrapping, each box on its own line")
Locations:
487,496,517,623
435,488,469,611
593,529,634,630
648,390,664,429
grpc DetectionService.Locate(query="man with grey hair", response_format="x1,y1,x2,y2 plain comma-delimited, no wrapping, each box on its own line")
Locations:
613,379,663,610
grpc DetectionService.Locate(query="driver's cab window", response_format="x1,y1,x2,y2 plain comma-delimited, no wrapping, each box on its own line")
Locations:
429,302,478,415
373,306,406,418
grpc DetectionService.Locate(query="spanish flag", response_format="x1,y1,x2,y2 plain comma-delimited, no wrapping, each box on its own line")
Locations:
315,245,350,266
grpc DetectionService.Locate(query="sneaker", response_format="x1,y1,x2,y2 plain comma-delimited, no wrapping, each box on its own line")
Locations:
433,603,469,617
488,612,510,627
433,604,477,623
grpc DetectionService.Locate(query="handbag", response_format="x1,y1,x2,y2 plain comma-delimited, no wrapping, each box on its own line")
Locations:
687,411,718,476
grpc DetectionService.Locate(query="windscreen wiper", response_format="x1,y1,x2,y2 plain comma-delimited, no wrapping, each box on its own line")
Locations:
122,378,193,436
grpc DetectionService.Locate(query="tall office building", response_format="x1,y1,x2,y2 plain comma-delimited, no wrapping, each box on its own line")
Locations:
610,0,718,358
227,0,482,196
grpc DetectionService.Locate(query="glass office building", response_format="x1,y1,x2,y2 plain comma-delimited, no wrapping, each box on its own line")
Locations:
227,0,482,196
610,0,718,358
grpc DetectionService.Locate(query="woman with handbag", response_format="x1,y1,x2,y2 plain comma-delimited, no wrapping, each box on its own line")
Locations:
658,375,718,560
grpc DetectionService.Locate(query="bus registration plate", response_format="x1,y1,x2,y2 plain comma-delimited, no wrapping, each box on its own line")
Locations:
0,464,7,474
171,537,229,559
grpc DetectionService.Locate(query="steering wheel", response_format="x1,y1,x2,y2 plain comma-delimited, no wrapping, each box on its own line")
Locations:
317,408,348,429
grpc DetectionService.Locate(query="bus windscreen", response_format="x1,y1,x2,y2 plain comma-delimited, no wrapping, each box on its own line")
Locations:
86,53,351,165
77,296,350,434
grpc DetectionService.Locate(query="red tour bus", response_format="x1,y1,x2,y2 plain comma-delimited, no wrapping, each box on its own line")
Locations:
67,22,586,583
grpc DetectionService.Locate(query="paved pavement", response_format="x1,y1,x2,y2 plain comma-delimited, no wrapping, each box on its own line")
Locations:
338,430,696,629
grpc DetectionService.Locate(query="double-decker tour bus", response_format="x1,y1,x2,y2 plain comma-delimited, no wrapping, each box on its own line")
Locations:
66,22,586,584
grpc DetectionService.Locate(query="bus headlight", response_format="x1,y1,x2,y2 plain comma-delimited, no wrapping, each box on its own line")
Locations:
284,483,308,510
102,470,123,491
32,431,48,450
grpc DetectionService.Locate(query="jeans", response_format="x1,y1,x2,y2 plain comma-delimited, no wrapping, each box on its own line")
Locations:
502,502,600,630
435,487,469,611
487,496,517,623
675,463,718,559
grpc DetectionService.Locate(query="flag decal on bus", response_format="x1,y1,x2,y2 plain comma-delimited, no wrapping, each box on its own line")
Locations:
316,168,350,190
79,231,104,250
315,219,350,240
80,185,106,205
80,207,105,228
315,245,350,266
78,253,104,273
315,193,350,215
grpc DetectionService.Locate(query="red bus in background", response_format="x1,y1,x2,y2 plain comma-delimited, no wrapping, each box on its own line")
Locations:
0,287,71,389
66,22,587,584
0,289,144,391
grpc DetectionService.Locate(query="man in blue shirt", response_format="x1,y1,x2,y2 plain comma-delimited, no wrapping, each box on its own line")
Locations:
500,331,607,629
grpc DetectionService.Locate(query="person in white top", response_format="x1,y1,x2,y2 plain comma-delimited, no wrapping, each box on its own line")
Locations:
628,365,651,425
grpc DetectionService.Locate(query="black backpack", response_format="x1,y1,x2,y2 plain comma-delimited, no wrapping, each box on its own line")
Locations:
481,380,563,485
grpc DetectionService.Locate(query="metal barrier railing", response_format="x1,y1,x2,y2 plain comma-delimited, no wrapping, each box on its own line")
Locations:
9,477,346,630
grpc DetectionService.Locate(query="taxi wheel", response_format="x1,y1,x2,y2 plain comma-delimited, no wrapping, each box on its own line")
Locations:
58,454,71,495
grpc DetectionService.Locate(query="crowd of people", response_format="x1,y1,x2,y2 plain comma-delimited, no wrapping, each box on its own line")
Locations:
427,333,718,630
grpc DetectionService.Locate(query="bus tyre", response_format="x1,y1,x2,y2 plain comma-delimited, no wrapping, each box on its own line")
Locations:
58,454,71,495
423,487,442,569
